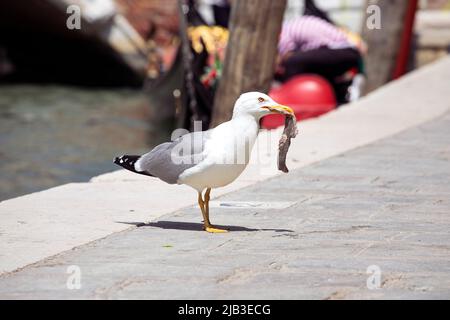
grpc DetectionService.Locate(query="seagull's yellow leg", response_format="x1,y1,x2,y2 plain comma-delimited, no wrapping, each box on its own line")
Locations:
198,191,208,226
203,188,228,233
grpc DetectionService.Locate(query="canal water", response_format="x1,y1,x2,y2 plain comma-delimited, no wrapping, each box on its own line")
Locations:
0,85,171,201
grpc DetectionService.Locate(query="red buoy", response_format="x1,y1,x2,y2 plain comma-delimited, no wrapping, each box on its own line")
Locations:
262,75,337,129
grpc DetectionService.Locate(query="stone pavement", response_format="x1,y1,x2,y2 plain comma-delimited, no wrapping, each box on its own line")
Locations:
0,110,449,300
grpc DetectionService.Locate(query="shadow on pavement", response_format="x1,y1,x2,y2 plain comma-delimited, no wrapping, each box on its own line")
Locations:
117,220,294,233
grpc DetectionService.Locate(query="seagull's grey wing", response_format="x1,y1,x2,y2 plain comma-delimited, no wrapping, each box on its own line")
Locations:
135,130,212,184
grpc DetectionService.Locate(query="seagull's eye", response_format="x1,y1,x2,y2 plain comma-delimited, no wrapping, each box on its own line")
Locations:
258,97,266,103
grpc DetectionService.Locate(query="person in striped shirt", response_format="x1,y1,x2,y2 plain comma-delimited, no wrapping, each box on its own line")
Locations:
276,15,363,103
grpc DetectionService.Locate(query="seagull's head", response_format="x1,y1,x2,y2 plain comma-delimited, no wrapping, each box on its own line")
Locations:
233,92,294,119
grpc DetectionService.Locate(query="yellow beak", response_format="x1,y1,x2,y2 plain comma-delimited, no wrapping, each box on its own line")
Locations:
262,105,294,116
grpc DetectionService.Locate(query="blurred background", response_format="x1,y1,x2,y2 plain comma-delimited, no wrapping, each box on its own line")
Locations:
0,0,449,201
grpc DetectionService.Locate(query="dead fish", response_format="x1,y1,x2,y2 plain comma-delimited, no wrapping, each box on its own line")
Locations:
278,115,298,173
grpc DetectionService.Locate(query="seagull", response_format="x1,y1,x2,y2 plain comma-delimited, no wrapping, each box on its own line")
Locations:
114,92,294,233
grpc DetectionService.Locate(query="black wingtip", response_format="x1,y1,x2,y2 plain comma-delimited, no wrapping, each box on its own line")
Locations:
113,154,154,177
114,155,139,168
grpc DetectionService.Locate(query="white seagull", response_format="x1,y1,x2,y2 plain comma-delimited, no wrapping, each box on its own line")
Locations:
114,92,294,233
